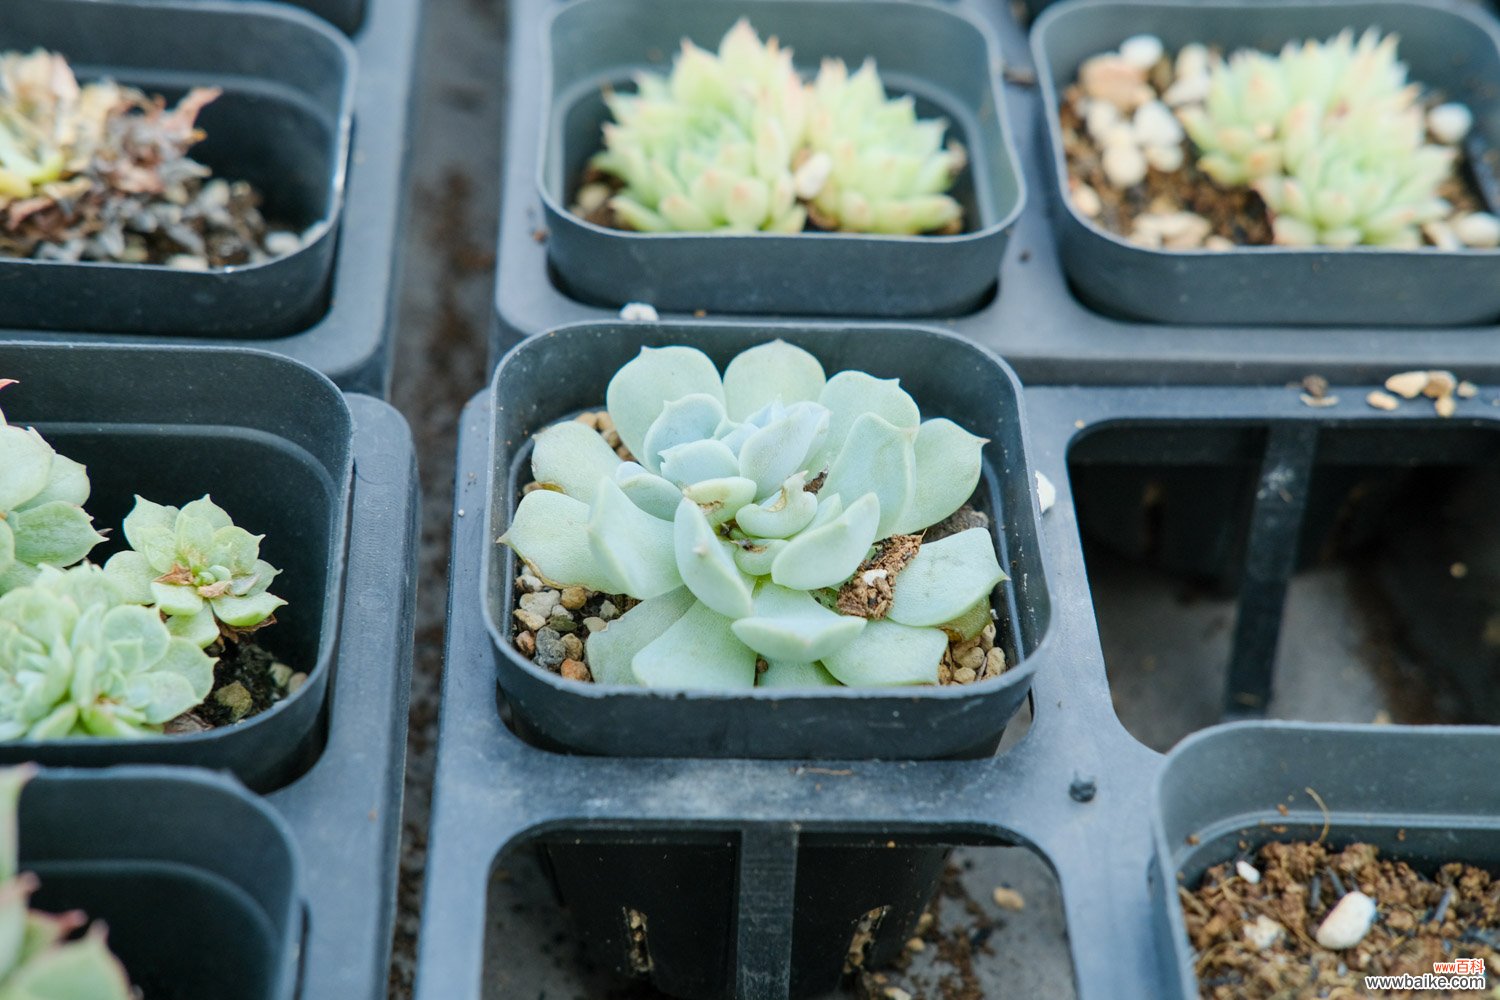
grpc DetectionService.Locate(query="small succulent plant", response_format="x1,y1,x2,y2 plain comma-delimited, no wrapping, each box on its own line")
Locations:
104,496,285,649
503,341,1005,689
0,563,215,739
1178,30,1453,247
0,387,105,594
0,766,133,999
585,20,965,235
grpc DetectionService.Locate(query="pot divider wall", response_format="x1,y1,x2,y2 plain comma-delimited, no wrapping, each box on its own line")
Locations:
538,0,1024,318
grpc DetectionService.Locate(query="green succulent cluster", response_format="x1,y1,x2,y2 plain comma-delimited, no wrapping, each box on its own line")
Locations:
1180,29,1453,247
0,767,133,999
588,20,966,236
503,341,1006,689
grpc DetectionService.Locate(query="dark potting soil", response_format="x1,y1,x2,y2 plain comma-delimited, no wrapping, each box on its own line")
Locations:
165,636,302,732
1183,840,1500,999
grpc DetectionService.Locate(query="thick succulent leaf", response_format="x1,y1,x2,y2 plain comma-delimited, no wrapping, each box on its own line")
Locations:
212,591,287,629
20,453,88,510
100,552,154,605
734,473,817,538
174,506,216,569
78,703,153,738
588,479,681,599
150,582,203,618
585,587,695,686
25,703,79,740
0,520,12,578
0,564,36,596
736,402,829,500
757,659,841,688
722,340,827,420
0,872,26,973
890,418,986,535
820,619,945,686
0,765,27,879
770,492,880,590
122,671,201,725
807,371,920,474
100,605,170,673
640,394,726,475
614,462,682,520
658,439,740,487
178,496,233,532
821,413,916,539
682,476,757,526
530,421,622,503
166,606,220,649
673,499,754,618
606,346,726,460
939,596,994,642
806,493,844,529
501,490,622,593
214,528,262,576
154,638,215,701
120,497,179,573
631,599,757,689
0,426,50,513
3,925,133,1000
730,584,865,661
887,528,1004,628
6,502,100,570
732,537,786,577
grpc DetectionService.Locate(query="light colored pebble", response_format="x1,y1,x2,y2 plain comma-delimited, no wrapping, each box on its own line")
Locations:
519,590,559,616
1035,471,1056,514
793,151,833,199
1423,220,1462,251
1428,102,1474,145
1084,99,1122,142
560,586,589,610
1436,395,1457,418
953,666,978,684
1102,143,1148,188
882,988,912,1000
1424,370,1458,399
619,301,659,322
1245,914,1284,951
1384,370,1430,399
1366,390,1399,411
1458,380,1478,398
583,616,608,633
560,658,591,682
515,631,536,656
1080,54,1152,110
1163,74,1210,107
985,647,1006,674
1098,121,1138,150
1454,212,1500,248
957,646,985,672
1175,43,1211,83
1119,34,1164,70
1204,235,1235,251
1133,100,1184,147
1315,890,1377,950
905,937,925,952
287,672,308,694
1135,211,1211,249
165,254,209,271
513,608,546,632
598,600,620,620
575,182,612,214
1236,860,1262,884
1071,183,1102,218
1144,143,1184,173
561,633,584,659
518,573,546,593
264,231,302,257
991,886,1026,910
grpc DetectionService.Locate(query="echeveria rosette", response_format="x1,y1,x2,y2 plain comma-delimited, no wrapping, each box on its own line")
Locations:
502,340,1007,690
0,391,105,594
0,767,134,1000
1178,29,1453,247
0,564,215,740
803,57,967,235
103,496,285,649
592,19,809,233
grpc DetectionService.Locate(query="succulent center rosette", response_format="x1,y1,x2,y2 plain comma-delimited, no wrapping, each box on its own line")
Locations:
0,386,105,594
0,564,215,739
502,340,1007,689
103,496,286,649
0,766,134,999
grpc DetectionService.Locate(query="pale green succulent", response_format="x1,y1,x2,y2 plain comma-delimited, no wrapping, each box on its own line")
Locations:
803,57,966,235
0,387,105,595
1179,30,1453,247
0,766,133,999
103,496,285,649
591,19,809,233
0,563,215,739
503,341,1006,690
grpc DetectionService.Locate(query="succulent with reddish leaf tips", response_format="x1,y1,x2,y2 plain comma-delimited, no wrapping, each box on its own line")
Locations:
0,767,134,999
502,341,1005,690
1178,30,1454,247
0,387,105,594
104,496,285,649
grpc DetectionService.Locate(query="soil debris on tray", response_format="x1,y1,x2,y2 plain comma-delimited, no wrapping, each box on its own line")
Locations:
1183,839,1500,999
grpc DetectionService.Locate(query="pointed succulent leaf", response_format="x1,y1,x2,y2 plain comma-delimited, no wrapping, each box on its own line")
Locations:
530,422,623,504
502,490,623,593
821,413,916,539
99,552,153,605
730,583,865,661
613,462,682,520
887,528,1004,627
682,476,758,526
0,426,50,513
0,765,27,880
606,347,725,461
587,479,682,599
658,438,740,487
165,606,219,649
820,619,945,686
734,473,817,538
808,371,920,474
673,498,754,618
6,502,100,571
756,659,841,688
19,454,88,511
890,418,985,535
771,491,880,590
731,537,786,577
211,591,288,629
631,599,758,688
2,924,133,1000
0,522,12,579
736,401,829,500
640,393,727,475
149,581,203,618
585,587,696,686
721,340,827,419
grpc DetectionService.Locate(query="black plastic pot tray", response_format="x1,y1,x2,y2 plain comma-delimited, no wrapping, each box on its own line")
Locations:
492,0,1500,384
538,0,1024,318
0,344,419,1000
420,374,1500,1000
0,0,421,395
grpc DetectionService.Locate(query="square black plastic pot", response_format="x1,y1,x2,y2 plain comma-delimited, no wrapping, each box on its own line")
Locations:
0,0,354,339
1032,0,1500,327
212,0,367,35
0,344,353,792
539,0,1024,318
21,766,302,1000
482,321,1051,759
1150,722,1500,1000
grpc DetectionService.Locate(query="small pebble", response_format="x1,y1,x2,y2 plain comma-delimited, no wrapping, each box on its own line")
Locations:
1035,471,1056,513
519,591,559,616
518,574,545,593
214,682,253,722
165,254,209,272
1080,54,1152,110
1175,43,1211,83
1235,860,1261,884
1436,395,1457,418
1428,102,1474,145
1084,100,1122,142
953,666,978,684
1423,220,1462,251
957,646,985,672
1204,235,1235,251
1102,143,1148,188
1119,34,1164,70
1136,211,1210,249
1245,914,1284,951
513,608,546,632
619,301,659,322
562,632,585,658
575,182,612,214
1300,393,1340,408
882,989,912,1000
1163,74,1210,107
1384,370,1429,399
515,631,536,656
1144,143,1184,173
598,600,620,621
270,662,294,688
547,612,577,633
1366,390,1399,411
1315,890,1377,950
1458,380,1478,398
264,231,302,257
905,937,925,952
559,658,592,682
287,672,308,694
793,151,833,199
535,628,567,668
1071,183,1102,218
1133,100,1184,148
583,616,608,633
1454,212,1500,248
991,886,1026,910
1423,370,1458,399
560,586,589,610
985,647,1006,675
